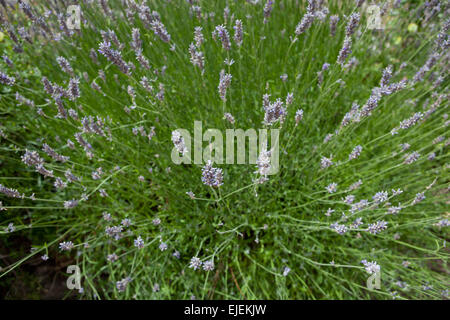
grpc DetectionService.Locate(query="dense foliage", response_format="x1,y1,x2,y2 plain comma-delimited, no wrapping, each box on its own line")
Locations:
0,0,448,299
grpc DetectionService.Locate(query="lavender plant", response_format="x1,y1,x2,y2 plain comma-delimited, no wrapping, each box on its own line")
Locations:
0,0,448,300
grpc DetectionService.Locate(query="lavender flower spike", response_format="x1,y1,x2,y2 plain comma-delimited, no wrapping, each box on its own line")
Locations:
218,70,232,102
0,72,16,86
345,13,360,37
295,12,315,35
329,15,339,37
151,20,171,43
171,130,188,154
201,161,223,187
337,36,352,66
233,19,243,47
98,41,131,75
214,25,231,51
263,1,274,24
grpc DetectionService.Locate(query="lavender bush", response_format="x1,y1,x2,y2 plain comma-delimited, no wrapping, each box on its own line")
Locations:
0,0,448,299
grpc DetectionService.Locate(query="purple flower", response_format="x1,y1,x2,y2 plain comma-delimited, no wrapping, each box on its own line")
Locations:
263,97,286,125
172,130,188,154
151,20,171,43
43,143,69,162
201,161,223,187
263,1,274,24
320,155,333,169
59,241,74,251
203,260,215,271
326,183,338,193
295,109,304,126
116,277,131,292
412,192,425,204
349,145,362,160
361,260,380,274
218,70,232,102
64,199,79,209
134,236,144,249
98,41,131,75
329,15,339,37
337,36,352,66
189,257,203,270
367,221,388,234
330,223,347,235
403,151,420,164
214,25,231,50
0,72,15,86
233,19,243,46
345,13,360,37
56,56,73,75
295,12,315,35
372,191,388,204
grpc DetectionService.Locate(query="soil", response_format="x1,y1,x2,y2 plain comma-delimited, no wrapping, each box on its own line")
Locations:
0,234,77,299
